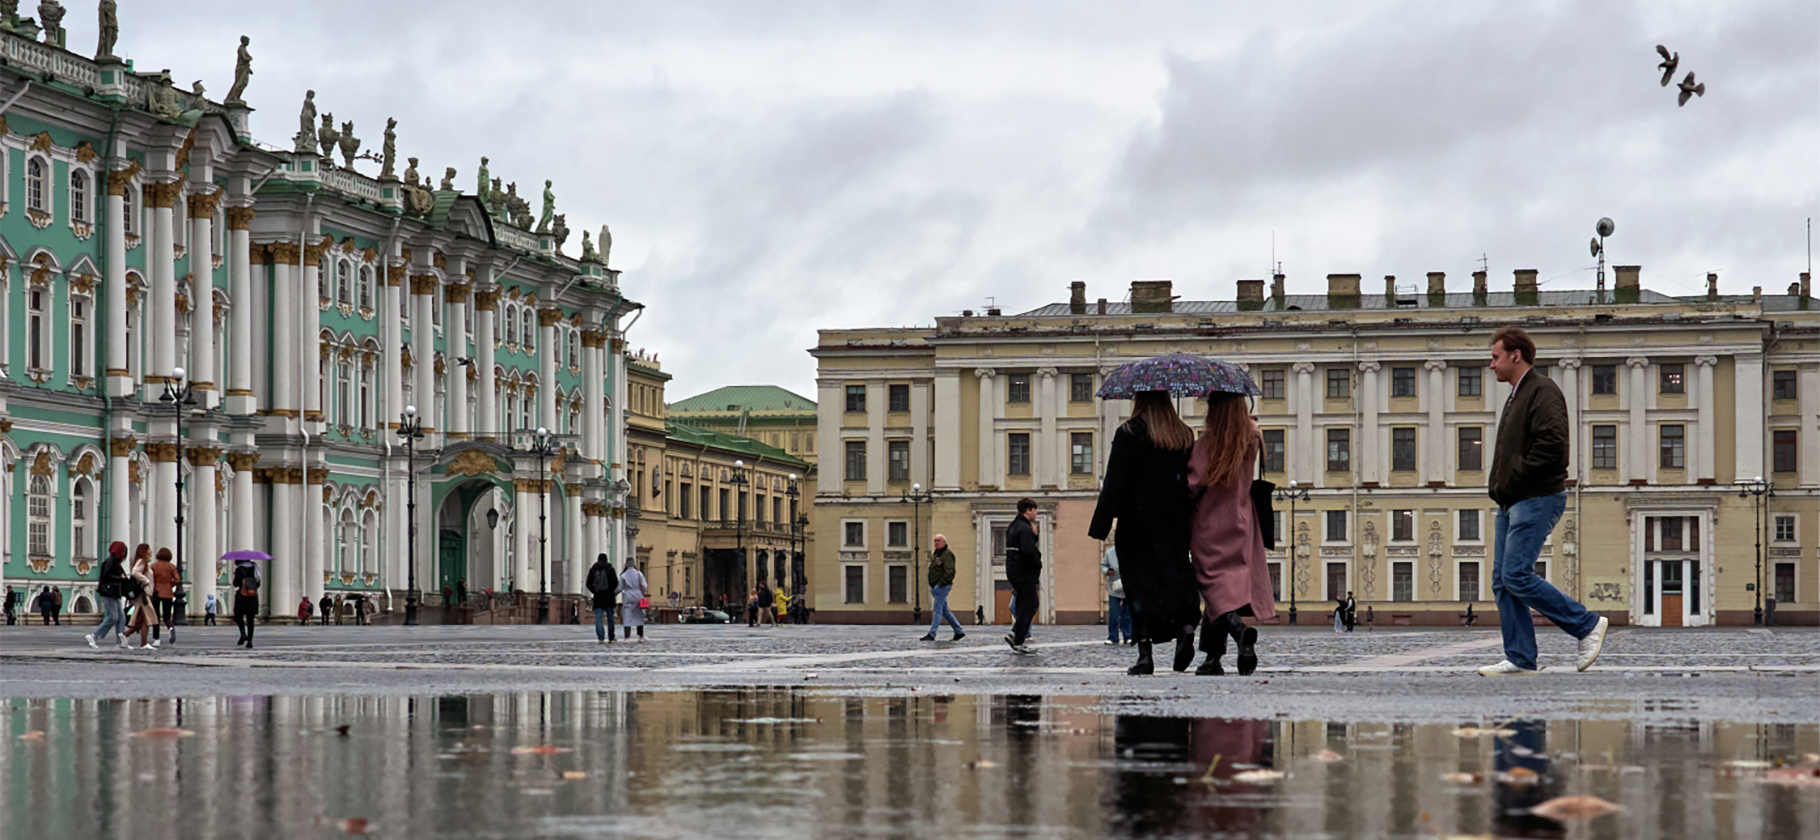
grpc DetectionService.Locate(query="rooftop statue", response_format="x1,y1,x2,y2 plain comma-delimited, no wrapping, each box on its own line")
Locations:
537,180,555,233
403,157,419,187
225,36,252,105
380,117,397,180
1,1,17,30
37,1,63,47
338,120,360,170
95,0,117,60
476,156,490,198
599,225,612,267
295,90,316,153
317,113,340,162
579,230,597,263
551,214,569,253
190,79,205,96
148,76,182,119
439,166,455,191
487,177,505,219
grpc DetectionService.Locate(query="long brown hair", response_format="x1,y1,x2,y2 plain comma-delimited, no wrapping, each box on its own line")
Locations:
1126,391,1195,451
1194,393,1258,487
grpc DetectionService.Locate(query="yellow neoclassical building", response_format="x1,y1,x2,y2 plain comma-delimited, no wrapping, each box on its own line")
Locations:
810,268,1818,627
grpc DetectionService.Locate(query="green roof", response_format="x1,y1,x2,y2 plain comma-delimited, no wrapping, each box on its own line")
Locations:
664,421,811,468
668,385,816,415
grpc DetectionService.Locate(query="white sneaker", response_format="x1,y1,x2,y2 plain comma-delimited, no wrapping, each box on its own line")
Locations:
117,636,130,649
1477,660,1541,677
1576,616,1610,672
149,639,160,649
1104,639,1117,645
85,634,98,649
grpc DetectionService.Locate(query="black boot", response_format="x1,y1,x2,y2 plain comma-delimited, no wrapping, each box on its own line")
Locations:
1195,623,1227,676
1232,615,1259,676
1127,641,1155,675
1172,626,1197,672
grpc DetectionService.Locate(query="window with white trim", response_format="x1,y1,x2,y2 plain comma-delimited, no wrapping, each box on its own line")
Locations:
70,170,90,224
358,266,373,310
27,285,49,372
841,519,866,549
361,511,376,575
26,157,46,213
336,361,353,427
337,260,352,306
27,473,53,557
69,292,91,379
121,184,136,235
338,507,357,574
71,478,93,563
359,359,373,429
1457,509,1482,542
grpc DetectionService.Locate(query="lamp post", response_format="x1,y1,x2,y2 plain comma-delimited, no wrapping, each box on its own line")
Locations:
530,427,558,625
786,474,802,599
1275,479,1310,625
397,405,424,626
1737,476,1770,626
730,460,749,609
901,481,936,626
159,367,198,639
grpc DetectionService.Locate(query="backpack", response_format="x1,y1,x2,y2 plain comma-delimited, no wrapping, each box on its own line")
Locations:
586,565,615,595
119,575,143,601
238,568,261,598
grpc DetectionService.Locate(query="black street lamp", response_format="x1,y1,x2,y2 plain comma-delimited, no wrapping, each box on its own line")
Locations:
159,367,198,639
731,460,749,608
1737,476,1771,626
1275,479,1310,625
530,427,558,625
900,481,936,626
397,405,424,626
786,474,802,598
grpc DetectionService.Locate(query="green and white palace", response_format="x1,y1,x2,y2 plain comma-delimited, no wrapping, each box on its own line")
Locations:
0,21,639,621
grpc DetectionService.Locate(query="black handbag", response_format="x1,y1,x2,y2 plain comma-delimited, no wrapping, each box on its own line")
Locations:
1250,448,1276,551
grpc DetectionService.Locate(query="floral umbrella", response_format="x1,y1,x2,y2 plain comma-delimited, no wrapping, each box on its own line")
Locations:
1095,353,1261,399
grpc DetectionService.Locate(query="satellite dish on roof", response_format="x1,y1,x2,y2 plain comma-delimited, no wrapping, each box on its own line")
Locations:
1591,237,1603,258
1595,217,1615,237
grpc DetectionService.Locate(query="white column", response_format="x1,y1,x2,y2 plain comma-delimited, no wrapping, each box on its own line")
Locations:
188,448,217,616
476,287,498,438
302,236,325,425
1558,359,1582,482
269,246,299,416
582,330,603,460
270,478,298,618
1358,361,1380,484
1733,353,1765,481
1424,360,1447,485
188,192,218,409
108,437,131,557
974,368,996,488
1294,362,1316,484
514,483,535,592
1800,363,1820,487
538,308,559,431
447,282,470,439
910,381,931,487
866,380,886,494
147,179,177,400
566,488,585,594
225,205,255,414
411,273,437,441
304,471,325,603
104,166,131,397
817,378,841,485
1036,367,1058,488
608,334,630,570
1098,366,1119,473
932,371,960,491
1695,356,1719,483
229,451,255,552
1627,357,1650,484
382,264,403,431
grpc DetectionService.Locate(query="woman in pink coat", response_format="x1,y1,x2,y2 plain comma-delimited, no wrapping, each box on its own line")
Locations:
1186,393,1277,675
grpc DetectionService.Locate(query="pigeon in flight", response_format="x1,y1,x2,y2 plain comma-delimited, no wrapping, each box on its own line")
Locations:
1655,45,1679,86
1677,72,1706,106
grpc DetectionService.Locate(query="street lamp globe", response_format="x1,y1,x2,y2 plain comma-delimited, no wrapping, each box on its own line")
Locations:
789,473,797,481
537,426,547,436
735,459,744,468
404,404,416,417
171,366,185,380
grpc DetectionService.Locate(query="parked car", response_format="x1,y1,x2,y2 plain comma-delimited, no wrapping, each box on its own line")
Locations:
681,608,731,624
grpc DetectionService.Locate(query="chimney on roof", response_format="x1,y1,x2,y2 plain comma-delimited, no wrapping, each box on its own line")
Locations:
1069,281,1087,315
1752,286,1762,303
986,306,1001,316
1271,272,1286,300
1513,269,1539,306
1707,272,1720,300
1383,275,1397,301
1237,279,1265,311
1426,271,1446,306
1097,298,1108,315
1802,272,1811,298
1326,273,1361,309
1131,280,1174,314
1472,270,1488,306
1614,265,1641,304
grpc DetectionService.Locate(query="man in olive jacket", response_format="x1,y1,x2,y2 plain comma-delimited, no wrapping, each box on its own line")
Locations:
919,534,967,642
1004,498,1041,653
1479,327,1608,676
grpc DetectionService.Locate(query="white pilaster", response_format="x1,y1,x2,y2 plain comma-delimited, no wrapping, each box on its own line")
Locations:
1294,362,1317,484
188,448,217,615
411,270,436,441
566,488,585,595
1424,360,1446,485
302,235,325,425
1558,359,1582,482
188,192,218,409
974,368,996,488
475,283,497,437
539,309,558,432
147,179,177,401
1801,364,1820,487
910,380,931,488
932,371,960,491
1037,367,1059,488
225,203,255,414
1358,361,1380,483
304,473,325,603
270,480,298,618
582,329,603,460
104,169,131,397
1733,353,1765,481
866,380,886,494
514,484,534,592
269,250,298,416
1627,357,1650,484
447,281,470,439
382,263,403,430
817,378,842,487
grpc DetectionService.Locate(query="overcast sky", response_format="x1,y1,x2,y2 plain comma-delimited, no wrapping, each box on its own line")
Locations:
84,1,1819,400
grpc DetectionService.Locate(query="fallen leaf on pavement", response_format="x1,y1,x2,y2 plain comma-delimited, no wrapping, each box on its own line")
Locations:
965,759,997,769
1762,767,1820,787
337,817,370,835
131,728,195,739
17,730,45,741
1231,769,1285,783
1452,727,1515,738
560,771,587,780
1309,749,1343,763
1530,795,1622,820
334,724,350,736
1498,767,1540,786
510,745,570,755
1440,772,1483,784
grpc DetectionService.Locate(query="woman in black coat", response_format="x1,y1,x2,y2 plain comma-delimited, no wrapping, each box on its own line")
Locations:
1089,392,1202,675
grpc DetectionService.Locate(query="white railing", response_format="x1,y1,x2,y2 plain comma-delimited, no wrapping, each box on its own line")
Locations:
323,167,382,203
495,225,542,254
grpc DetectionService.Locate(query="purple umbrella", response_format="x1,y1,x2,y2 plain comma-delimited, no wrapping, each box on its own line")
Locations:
221,550,271,562
1096,354,1260,399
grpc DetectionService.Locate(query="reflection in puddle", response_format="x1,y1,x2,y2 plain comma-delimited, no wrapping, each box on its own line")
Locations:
4,691,1816,839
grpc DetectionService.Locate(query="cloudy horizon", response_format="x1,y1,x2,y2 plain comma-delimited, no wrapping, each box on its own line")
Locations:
72,0,1819,401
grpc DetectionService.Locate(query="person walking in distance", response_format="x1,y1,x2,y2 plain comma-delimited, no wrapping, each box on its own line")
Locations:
231,556,261,648
36,586,55,625
86,542,132,649
1343,591,1357,633
203,592,219,626
619,561,649,641
585,553,619,643
1479,327,1608,676
1088,391,1201,675
49,586,63,624
920,534,967,641
3,584,16,626
1100,534,1133,645
1186,392,1277,676
1003,498,1042,654
756,579,775,627
124,546,159,648
149,548,178,645
773,584,789,626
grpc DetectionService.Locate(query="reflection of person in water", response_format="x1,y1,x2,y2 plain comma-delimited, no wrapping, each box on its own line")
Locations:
1494,718,1564,837
1111,716,1272,835
1004,695,1044,827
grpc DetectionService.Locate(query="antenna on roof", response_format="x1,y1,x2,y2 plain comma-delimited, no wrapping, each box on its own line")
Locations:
1477,253,1489,274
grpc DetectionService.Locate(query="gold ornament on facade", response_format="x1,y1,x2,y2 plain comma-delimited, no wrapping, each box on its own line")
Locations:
145,442,182,463
187,186,223,218
267,241,299,263
175,128,197,170
185,446,223,467
340,237,356,254
447,450,505,478
28,253,53,287
107,160,142,196
385,264,405,286
225,205,256,229
446,283,471,304
128,460,144,486
226,451,260,471
74,141,98,163
70,273,97,294
410,274,438,295
109,436,136,457
143,180,182,208
513,477,551,493
363,247,379,263
0,419,12,434
472,288,498,311
307,467,330,485
303,234,332,264
433,355,446,377
73,452,97,476
433,253,447,270
29,131,52,152
29,451,54,477
537,307,563,327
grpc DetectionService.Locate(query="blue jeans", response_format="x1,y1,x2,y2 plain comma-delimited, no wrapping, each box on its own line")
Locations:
593,607,615,641
94,595,126,641
927,585,964,635
1107,596,1132,642
1493,491,1599,670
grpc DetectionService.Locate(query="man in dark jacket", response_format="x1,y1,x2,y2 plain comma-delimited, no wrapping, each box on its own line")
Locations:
1004,498,1041,653
1479,327,1608,676
920,534,966,642
586,554,619,643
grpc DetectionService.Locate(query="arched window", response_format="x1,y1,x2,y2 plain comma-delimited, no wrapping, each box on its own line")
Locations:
337,361,353,427
359,358,373,429
359,266,373,310
27,473,52,557
520,308,535,350
72,479,93,561
504,303,519,345
566,329,580,368
337,260,352,305
318,255,330,302
122,184,136,235
69,293,91,378
338,508,357,574
71,170,89,223
26,157,46,213
360,511,376,575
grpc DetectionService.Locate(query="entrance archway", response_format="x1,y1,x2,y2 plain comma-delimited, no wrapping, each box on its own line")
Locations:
433,480,513,596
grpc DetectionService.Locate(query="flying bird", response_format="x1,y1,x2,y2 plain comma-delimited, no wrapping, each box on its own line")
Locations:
1677,72,1706,106
1655,44,1679,86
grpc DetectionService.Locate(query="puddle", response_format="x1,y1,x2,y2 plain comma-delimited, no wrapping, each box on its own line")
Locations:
5,690,1817,838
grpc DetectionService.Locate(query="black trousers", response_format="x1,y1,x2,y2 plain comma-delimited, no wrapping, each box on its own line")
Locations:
152,596,174,639
1010,580,1039,644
